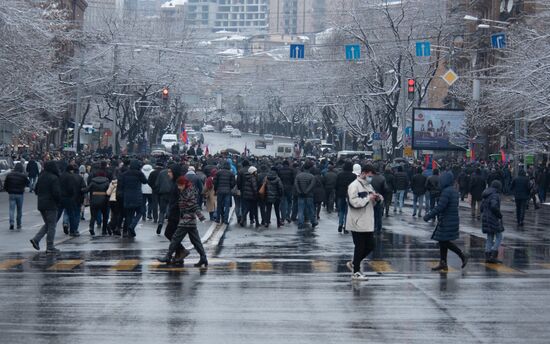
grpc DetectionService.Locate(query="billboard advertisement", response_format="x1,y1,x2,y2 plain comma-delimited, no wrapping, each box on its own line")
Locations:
412,108,467,151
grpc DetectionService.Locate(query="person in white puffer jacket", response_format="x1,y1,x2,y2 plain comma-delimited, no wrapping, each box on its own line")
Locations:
346,164,383,281
141,163,154,221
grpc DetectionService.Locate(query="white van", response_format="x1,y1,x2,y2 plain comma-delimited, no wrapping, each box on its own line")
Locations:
275,143,294,158
161,134,179,151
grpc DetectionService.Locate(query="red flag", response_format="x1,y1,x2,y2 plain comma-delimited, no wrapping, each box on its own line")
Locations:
500,149,506,163
180,129,188,145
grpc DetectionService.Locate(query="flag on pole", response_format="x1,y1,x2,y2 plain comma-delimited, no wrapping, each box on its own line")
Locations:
243,143,247,157
205,145,209,156
500,149,506,163
180,129,188,145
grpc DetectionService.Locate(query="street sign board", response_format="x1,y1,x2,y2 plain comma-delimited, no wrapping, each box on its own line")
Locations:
372,132,381,141
442,69,459,86
415,41,431,57
290,44,305,59
491,33,506,49
404,146,413,157
345,44,361,60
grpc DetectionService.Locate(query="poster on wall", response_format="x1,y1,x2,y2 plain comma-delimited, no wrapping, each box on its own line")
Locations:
412,108,468,151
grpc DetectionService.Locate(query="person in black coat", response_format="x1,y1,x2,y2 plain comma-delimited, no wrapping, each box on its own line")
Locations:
393,166,409,214
57,165,82,236
85,171,110,236
469,168,486,219
383,167,395,217
26,158,40,192
424,171,468,271
265,167,284,228
511,169,530,226
30,161,61,253
118,160,147,237
277,160,295,222
458,170,471,201
4,163,30,230
335,161,356,233
240,166,259,228
481,180,504,263
411,166,427,217
311,167,326,221
323,164,338,213
214,162,235,225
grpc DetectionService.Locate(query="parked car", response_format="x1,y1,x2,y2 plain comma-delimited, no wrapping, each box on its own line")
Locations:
230,129,242,138
201,124,215,132
222,125,234,133
255,140,267,149
263,134,274,144
189,132,205,144
0,159,13,191
161,134,180,151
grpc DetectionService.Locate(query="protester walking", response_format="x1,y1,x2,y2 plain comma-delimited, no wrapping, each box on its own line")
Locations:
85,171,110,236
411,166,427,217
425,168,441,214
265,166,284,228
335,161,356,233
214,162,235,225
203,168,217,221
393,166,408,214
30,161,62,253
155,165,175,234
26,157,39,193
346,164,382,281
294,161,318,230
424,171,468,271
511,169,530,226
141,163,154,221
277,160,295,223
383,167,395,217
481,180,504,263
4,163,30,230
157,176,207,267
118,160,147,237
469,168,486,219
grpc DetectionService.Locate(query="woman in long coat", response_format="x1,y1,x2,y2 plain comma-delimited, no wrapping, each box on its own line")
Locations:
203,168,217,221
424,171,468,271
481,180,504,263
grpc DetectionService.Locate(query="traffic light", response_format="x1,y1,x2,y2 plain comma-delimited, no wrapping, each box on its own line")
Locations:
407,79,415,101
162,87,169,101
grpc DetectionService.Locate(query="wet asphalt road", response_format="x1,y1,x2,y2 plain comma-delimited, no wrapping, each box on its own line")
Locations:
1,192,550,343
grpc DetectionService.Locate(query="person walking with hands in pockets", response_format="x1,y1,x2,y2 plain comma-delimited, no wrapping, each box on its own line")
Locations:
346,164,383,281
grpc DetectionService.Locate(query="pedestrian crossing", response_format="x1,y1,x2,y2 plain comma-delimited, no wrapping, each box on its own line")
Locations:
0,256,546,276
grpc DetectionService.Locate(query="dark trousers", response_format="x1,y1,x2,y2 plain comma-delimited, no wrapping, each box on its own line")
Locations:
325,189,335,212
142,194,154,219
158,194,171,226
57,198,80,234
33,210,58,249
384,193,393,216
150,193,159,222
515,199,527,224
216,193,232,224
266,201,281,225
258,200,267,224
167,224,206,260
164,219,184,257
234,195,242,220
90,203,109,233
109,201,124,233
439,241,463,262
241,199,258,225
374,202,383,232
280,192,292,221
124,207,141,234
351,231,375,273
291,194,298,220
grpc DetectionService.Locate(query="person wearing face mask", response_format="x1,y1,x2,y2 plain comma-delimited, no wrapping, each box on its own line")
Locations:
346,164,383,281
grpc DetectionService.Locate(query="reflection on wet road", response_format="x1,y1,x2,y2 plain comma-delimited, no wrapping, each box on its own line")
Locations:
1,207,550,343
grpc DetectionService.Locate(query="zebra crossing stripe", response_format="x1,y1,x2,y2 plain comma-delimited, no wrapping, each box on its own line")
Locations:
111,259,140,271
47,260,83,271
0,259,25,270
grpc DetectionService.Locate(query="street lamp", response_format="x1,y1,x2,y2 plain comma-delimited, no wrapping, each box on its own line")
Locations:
464,14,510,26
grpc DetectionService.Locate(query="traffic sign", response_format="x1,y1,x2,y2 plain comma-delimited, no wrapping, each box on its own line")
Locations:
491,33,506,49
372,132,381,141
442,69,459,86
290,44,305,59
345,44,361,60
404,146,413,157
415,41,431,57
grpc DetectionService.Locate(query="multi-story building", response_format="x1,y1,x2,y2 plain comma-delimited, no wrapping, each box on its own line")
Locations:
269,0,327,36
184,0,268,33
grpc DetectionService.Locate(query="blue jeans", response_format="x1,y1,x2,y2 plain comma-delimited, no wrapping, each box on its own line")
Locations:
337,197,348,226
412,193,425,215
217,194,232,224
486,232,503,252
280,192,292,221
29,177,38,192
9,194,24,226
393,190,405,212
538,187,546,204
297,197,317,228
57,198,80,234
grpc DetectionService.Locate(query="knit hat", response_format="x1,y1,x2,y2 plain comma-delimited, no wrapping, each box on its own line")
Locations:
248,166,257,174
352,163,361,176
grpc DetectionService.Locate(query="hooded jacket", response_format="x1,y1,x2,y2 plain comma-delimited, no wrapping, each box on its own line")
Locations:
481,181,504,234
35,161,61,211
424,172,460,242
4,163,30,194
86,175,110,207
141,164,153,194
266,170,284,203
118,160,147,209
214,163,235,195
347,177,376,232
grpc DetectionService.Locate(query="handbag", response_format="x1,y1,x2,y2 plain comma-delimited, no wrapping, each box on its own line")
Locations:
258,179,267,200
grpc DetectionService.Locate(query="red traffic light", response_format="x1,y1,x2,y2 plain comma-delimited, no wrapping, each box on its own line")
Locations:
407,79,415,93
162,87,169,97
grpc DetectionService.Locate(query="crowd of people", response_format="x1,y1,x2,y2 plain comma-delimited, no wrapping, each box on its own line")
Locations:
2,150,549,280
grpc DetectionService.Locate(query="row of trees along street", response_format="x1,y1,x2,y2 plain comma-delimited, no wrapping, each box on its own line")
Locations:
1,0,549,158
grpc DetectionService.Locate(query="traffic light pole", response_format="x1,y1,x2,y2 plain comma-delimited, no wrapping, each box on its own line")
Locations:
112,43,119,155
